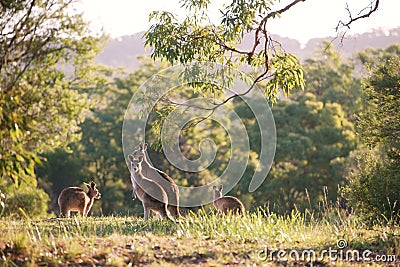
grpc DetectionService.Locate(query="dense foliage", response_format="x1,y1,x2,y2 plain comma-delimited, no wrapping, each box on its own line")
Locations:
342,47,400,223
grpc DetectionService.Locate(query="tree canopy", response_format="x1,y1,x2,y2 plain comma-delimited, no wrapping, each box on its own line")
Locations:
0,0,104,186
145,0,380,104
342,50,400,223
145,0,306,105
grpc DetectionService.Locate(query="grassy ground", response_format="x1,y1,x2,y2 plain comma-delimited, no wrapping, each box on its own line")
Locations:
0,210,399,266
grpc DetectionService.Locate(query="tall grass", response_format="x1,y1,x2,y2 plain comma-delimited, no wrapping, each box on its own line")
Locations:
0,208,398,266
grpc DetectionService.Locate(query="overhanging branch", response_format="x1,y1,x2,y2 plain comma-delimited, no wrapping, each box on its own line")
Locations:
146,0,308,130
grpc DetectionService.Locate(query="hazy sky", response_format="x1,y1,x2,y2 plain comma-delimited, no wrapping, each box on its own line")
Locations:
80,0,400,44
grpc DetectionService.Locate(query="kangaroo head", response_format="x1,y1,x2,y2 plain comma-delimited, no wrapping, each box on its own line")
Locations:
130,156,144,173
213,185,223,200
84,182,101,199
130,142,148,160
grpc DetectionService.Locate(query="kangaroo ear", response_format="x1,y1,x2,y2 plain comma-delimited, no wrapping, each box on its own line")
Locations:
128,154,134,162
218,185,223,191
83,182,90,189
212,185,216,190
90,181,96,188
142,143,148,151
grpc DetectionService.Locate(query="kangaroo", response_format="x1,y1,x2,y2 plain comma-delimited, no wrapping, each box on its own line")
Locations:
57,182,101,217
129,142,181,217
129,155,173,221
213,185,245,215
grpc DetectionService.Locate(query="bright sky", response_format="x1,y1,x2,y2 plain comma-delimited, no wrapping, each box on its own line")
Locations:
80,0,400,44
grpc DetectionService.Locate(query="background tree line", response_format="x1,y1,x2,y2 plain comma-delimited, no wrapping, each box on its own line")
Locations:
1,0,399,224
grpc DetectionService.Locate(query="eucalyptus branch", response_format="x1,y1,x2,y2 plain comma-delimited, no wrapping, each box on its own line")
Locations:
266,0,307,20
335,0,380,31
331,0,379,46
173,65,271,130
248,0,306,63
146,0,307,130
209,27,249,56
187,0,307,64
183,1,307,109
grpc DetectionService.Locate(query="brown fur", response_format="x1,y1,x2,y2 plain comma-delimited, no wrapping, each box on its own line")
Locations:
57,182,101,217
213,185,245,215
129,155,173,221
130,142,181,217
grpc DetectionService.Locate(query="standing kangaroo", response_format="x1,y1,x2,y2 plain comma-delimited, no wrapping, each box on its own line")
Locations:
57,182,101,217
213,185,245,215
129,155,173,221
129,142,181,217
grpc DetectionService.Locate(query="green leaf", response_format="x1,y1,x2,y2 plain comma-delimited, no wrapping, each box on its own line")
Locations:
15,154,24,162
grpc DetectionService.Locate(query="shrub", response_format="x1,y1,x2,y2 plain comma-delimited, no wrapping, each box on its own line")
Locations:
341,149,400,224
0,184,50,218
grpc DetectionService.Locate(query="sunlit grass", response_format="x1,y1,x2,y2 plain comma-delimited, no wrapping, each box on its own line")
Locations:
0,210,398,266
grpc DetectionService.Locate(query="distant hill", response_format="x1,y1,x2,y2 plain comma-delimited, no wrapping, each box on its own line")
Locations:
96,32,148,71
96,27,400,72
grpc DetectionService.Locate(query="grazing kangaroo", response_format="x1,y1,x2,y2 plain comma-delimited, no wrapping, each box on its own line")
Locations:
129,142,181,217
213,185,245,215
129,155,173,221
58,182,101,217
